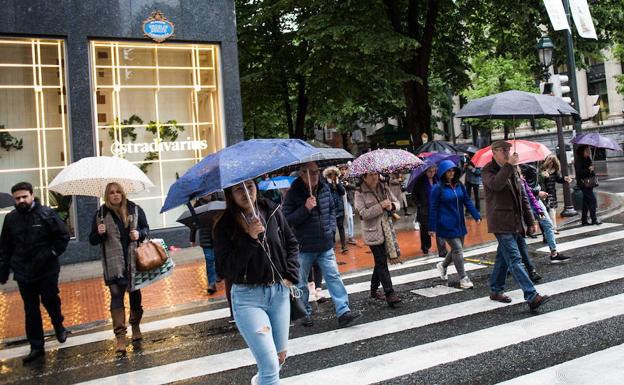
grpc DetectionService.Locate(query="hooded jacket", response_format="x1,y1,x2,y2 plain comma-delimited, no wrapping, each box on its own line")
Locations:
428,160,480,239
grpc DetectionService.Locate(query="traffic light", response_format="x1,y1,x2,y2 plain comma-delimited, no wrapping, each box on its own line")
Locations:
583,95,600,120
551,74,572,104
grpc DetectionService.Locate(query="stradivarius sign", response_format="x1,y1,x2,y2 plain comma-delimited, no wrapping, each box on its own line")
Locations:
111,138,208,156
143,10,174,43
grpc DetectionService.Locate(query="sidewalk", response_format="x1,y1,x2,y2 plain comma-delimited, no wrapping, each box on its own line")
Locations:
0,191,620,343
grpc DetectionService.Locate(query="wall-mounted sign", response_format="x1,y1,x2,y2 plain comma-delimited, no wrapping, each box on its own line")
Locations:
111,138,208,156
143,11,175,43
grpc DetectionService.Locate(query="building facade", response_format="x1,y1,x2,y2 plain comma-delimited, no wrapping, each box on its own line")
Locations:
0,1,243,262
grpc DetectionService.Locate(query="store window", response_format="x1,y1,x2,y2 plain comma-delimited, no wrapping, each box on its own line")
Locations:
91,41,225,228
0,37,73,233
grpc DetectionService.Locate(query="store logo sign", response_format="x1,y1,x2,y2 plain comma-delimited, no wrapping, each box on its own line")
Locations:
111,138,208,156
143,10,175,43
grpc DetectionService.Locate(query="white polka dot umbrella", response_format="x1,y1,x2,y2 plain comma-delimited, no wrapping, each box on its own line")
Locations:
49,156,155,197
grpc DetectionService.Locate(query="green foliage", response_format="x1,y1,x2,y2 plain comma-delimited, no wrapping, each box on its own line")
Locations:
614,44,624,96
108,114,142,141
0,132,23,152
49,191,72,223
141,120,184,173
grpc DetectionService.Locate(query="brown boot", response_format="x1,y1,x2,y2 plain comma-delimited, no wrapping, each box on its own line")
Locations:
129,308,144,342
111,308,127,353
370,289,385,300
386,292,402,308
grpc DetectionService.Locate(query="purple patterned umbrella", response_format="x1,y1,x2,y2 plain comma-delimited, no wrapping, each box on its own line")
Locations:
570,133,622,151
349,149,424,177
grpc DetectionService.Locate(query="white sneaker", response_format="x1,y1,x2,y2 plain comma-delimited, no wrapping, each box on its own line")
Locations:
251,373,259,385
436,262,448,280
414,221,420,231
307,282,317,302
460,276,474,289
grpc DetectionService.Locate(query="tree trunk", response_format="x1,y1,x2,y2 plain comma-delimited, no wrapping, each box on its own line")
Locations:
294,75,308,139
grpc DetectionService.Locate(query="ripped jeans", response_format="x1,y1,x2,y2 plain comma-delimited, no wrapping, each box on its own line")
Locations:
232,283,290,385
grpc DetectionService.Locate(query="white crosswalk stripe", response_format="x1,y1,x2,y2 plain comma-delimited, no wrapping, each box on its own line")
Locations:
4,222,624,385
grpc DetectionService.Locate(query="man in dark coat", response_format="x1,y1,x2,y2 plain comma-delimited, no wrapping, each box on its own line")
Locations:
482,142,550,311
0,182,70,363
282,162,361,328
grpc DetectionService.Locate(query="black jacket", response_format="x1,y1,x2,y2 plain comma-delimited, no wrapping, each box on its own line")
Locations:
575,156,595,189
411,176,437,222
0,200,70,283
328,181,346,218
282,178,336,253
214,198,300,285
519,164,541,197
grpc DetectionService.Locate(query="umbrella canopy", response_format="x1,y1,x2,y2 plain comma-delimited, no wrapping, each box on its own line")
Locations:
176,200,226,229
299,146,354,167
414,140,461,155
570,133,623,151
258,176,296,191
49,156,154,197
0,192,14,209
161,139,319,212
406,153,461,192
456,90,579,119
349,149,423,177
470,140,551,167
456,143,480,154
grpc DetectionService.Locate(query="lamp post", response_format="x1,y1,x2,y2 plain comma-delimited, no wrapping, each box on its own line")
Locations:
537,35,578,217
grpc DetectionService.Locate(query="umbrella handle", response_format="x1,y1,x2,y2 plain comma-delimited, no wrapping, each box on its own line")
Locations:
242,182,258,219
306,169,313,197
186,201,199,228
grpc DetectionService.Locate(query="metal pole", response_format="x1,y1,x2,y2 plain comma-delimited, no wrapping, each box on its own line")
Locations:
556,117,578,217
563,0,582,134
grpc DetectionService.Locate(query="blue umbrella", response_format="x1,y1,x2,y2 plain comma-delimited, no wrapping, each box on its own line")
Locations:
258,176,296,191
161,139,319,212
406,153,461,192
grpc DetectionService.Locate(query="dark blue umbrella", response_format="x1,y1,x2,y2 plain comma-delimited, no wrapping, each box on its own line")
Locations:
406,153,461,192
161,139,319,212
570,133,622,152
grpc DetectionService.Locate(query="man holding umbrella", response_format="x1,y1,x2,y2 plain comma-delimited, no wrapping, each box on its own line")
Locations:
282,162,361,328
483,141,550,311
0,182,70,363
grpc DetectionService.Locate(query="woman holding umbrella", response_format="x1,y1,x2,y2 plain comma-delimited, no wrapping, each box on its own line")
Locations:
411,164,447,257
539,154,572,233
89,182,149,354
214,180,300,385
429,160,481,288
574,145,602,226
354,172,402,306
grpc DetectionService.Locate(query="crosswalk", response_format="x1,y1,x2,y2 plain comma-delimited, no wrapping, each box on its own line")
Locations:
2,222,624,385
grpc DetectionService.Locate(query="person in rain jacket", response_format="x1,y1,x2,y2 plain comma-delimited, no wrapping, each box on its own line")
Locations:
428,160,481,289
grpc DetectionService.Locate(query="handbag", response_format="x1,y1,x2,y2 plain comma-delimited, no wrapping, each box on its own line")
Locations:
135,238,169,272
581,176,598,188
290,294,308,321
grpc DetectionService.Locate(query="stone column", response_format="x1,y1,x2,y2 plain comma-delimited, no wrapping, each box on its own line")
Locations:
604,49,624,119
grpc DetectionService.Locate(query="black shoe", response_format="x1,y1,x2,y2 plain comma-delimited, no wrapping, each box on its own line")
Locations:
527,233,537,239
529,270,542,283
542,238,547,244
207,284,217,295
22,348,44,363
592,220,603,225
581,221,591,226
301,315,313,327
338,311,362,328
54,326,68,343
550,253,570,263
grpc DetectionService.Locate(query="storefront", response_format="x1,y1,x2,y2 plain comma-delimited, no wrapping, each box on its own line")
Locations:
0,1,243,262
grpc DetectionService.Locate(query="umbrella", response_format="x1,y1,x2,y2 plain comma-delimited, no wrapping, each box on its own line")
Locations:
258,176,297,191
0,192,14,209
300,146,354,168
161,139,319,212
176,200,226,229
456,143,480,154
414,141,461,155
570,133,622,152
406,153,461,192
456,90,579,120
349,149,424,177
470,140,551,167
49,156,154,197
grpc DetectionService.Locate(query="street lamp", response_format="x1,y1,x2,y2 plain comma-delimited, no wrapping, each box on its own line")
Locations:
536,36,554,81
537,35,578,217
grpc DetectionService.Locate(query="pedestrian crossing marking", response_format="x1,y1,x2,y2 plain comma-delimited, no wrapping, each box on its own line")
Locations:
73,264,624,385
410,285,463,297
536,229,624,253
281,293,624,384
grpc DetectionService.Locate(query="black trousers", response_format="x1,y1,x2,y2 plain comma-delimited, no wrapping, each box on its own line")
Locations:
581,187,597,223
307,262,323,287
417,214,447,257
336,215,346,249
17,273,64,350
465,182,480,212
369,244,394,295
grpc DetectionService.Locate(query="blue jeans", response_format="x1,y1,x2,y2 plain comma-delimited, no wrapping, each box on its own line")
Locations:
298,249,350,317
490,233,538,302
231,283,290,385
345,202,355,238
537,200,557,252
203,247,217,285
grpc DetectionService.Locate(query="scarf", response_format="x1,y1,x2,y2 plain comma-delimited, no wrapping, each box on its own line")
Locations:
370,183,401,263
101,206,138,290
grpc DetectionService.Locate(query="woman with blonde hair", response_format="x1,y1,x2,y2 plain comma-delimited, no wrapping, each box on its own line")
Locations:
539,154,572,232
89,182,149,354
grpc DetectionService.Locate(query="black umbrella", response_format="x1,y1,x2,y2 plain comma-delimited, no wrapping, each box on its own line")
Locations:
456,143,480,154
0,192,14,209
414,140,461,155
176,200,226,229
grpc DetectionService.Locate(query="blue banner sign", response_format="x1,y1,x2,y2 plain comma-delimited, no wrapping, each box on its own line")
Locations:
143,11,175,43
